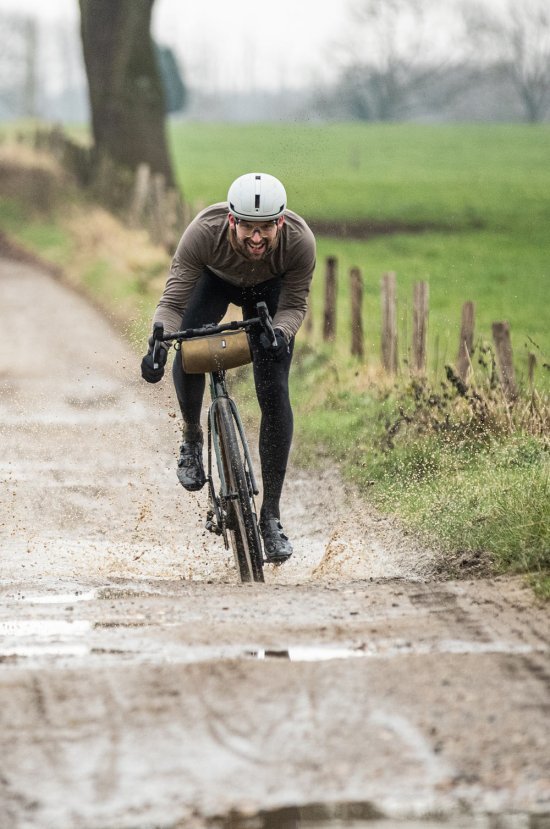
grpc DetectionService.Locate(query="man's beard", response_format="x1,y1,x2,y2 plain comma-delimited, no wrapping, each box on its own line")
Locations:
229,228,279,261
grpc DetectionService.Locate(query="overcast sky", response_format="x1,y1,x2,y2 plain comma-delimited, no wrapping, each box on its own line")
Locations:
0,0,345,90
154,0,345,90
0,0,511,92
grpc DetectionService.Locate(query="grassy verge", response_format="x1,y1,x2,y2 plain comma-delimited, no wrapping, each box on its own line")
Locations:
287,346,549,589
0,145,164,346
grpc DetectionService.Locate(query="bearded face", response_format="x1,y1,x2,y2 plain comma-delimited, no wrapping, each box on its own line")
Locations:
228,215,284,260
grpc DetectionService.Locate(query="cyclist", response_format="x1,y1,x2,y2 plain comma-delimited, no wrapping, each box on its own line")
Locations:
141,172,316,562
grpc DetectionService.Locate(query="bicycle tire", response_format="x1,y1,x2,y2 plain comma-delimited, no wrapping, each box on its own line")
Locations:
216,398,264,583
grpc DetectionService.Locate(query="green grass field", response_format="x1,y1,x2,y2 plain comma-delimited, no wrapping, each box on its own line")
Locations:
169,123,550,374
169,123,550,227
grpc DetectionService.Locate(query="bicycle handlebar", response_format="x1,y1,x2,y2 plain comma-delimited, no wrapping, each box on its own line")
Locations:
152,301,277,350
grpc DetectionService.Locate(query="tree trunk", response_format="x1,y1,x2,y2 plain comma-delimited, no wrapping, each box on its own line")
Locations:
79,0,174,185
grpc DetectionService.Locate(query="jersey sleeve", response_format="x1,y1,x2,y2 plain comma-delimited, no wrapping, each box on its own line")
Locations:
152,219,207,335
272,225,316,341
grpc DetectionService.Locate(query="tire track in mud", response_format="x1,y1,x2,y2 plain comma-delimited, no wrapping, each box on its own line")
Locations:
0,256,431,587
1,256,549,828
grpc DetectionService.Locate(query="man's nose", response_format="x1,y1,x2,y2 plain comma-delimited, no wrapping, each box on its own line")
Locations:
251,227,262,239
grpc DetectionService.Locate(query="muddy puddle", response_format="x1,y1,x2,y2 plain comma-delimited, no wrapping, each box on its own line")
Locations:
185,802,550,829
248,648,363,661
0,603,546,666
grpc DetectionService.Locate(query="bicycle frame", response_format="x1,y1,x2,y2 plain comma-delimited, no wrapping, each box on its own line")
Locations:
205,369,259,548
154,301,275,580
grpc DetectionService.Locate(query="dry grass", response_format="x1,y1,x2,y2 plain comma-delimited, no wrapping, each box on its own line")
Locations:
0,144,72,212
0,142,169,342
62,207,169,343
0,143,64,172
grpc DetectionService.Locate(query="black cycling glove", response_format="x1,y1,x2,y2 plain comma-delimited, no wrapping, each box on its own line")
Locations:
259,328,289,362
141,337,168,383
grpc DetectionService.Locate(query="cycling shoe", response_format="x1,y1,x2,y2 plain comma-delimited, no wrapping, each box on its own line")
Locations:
260,517,293,562
177,441,206,491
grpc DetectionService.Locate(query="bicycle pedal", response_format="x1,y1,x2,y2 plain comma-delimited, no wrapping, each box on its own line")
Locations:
205,519,222,536
263,555,291,566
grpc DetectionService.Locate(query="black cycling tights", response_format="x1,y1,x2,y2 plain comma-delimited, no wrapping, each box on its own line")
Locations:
172,268,294,521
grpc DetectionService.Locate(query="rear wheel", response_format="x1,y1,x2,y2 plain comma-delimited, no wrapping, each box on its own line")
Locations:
216,398,264,583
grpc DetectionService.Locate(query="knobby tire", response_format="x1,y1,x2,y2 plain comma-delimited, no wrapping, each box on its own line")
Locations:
216,398,264,583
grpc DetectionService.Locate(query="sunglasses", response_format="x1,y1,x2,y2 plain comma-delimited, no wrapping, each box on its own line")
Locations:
235,219,279,235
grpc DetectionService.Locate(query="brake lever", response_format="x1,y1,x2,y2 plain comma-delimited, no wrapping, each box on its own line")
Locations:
256,301,277,347
152,322,164,369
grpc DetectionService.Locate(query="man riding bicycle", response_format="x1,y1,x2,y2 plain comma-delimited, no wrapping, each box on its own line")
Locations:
141,172,316,562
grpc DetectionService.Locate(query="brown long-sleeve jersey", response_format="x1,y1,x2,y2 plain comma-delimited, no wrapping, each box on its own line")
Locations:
152,203,316,341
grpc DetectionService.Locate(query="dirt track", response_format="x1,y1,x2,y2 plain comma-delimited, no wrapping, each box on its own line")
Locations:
0,257,549,829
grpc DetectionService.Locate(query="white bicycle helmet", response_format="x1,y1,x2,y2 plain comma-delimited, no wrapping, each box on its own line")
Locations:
227,172,287,221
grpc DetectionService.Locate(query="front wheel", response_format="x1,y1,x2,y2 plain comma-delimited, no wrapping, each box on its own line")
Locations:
216,398,264,583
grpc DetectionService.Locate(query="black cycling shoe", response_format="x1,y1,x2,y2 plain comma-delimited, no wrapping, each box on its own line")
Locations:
177,441,206,491
260,517,293,562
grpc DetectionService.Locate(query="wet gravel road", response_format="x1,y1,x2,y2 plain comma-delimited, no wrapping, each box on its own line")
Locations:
0,258,549,829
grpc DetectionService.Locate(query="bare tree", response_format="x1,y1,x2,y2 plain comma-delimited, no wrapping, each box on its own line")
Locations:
463,0,550,122
22,17,38,118
332,0,469,120
79,0,174,184
0,13,38,118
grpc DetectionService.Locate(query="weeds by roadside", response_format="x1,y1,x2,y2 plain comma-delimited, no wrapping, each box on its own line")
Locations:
291,343,549,591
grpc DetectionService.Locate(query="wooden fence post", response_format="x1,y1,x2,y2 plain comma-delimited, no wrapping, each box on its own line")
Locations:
412,280,429,374
457,301,475,382
492,321,517,401
381,271,398,373
323,256,338,341
48,125,65,161
350,266,364,358
129,163,151,226
150,172,167,247
528,352,536,392
162,187,181,251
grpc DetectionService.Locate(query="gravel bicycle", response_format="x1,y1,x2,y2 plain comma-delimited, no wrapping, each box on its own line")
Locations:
152,302,278,583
